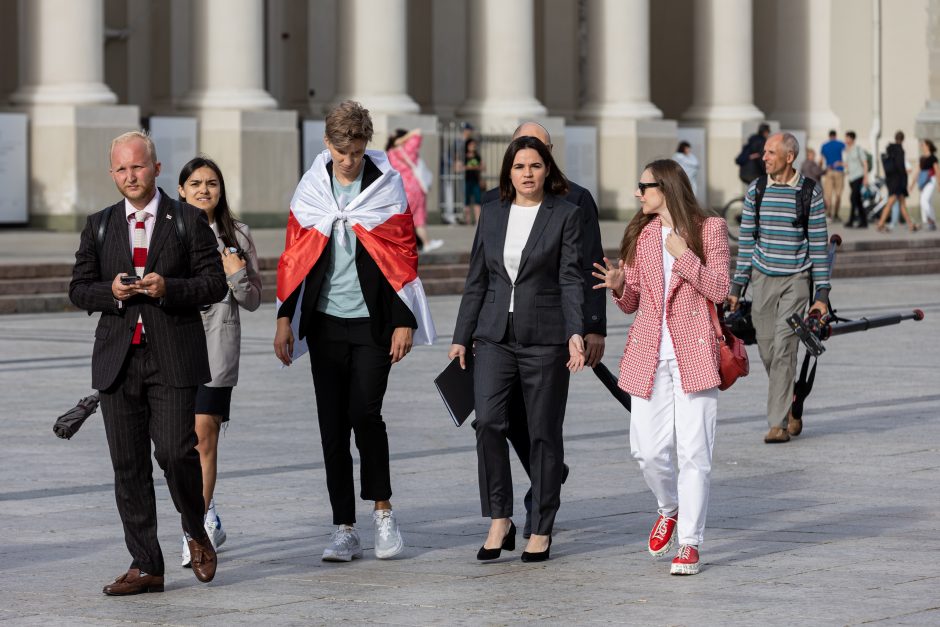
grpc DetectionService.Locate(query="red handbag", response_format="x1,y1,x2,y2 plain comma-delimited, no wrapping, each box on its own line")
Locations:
710,304,749,391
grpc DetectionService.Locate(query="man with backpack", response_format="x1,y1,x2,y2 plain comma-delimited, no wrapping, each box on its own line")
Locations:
735,123,771,184
843,131,870,228
726,132,831,444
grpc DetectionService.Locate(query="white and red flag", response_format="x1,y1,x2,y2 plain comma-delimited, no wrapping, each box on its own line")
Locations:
276,149,437,361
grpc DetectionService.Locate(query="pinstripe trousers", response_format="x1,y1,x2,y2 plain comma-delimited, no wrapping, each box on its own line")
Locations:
99,343,206,576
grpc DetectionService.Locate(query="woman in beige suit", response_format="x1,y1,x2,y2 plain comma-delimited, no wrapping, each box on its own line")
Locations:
177,157,262,566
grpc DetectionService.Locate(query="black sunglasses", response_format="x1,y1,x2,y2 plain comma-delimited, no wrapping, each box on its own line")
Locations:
637,181,661,194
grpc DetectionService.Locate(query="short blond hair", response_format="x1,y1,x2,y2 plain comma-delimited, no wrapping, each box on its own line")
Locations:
109,131,158,166
324,100,373,149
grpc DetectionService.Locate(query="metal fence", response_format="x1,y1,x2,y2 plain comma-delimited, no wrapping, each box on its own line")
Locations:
438,120,511,223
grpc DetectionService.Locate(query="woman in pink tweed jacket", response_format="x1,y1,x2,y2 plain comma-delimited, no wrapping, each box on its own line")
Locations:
594,159,730,576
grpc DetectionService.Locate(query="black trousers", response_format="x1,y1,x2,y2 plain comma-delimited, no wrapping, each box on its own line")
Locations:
99,343,205,577
473,323,570,535
849,176,866,225
309,313,393,525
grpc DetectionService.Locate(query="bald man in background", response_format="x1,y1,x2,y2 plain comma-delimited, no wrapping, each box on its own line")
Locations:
479,122,606,538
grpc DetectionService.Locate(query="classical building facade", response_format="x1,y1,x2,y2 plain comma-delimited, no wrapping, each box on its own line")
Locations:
1,0,938,228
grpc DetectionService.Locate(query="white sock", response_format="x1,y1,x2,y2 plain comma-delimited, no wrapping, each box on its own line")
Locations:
205,498,217,523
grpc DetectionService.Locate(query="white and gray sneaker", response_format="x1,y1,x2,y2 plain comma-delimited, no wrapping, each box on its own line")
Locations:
181,534,191,568
205,514,226,549
322,525,363,562
373,509,404,559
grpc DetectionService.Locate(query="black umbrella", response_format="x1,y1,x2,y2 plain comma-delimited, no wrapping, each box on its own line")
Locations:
53,393,100,440
592,362,631,412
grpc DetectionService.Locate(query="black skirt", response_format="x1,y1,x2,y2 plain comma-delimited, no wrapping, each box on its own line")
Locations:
195,385,233,422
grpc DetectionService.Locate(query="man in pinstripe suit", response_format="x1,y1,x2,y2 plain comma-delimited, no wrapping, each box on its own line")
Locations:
69,132,227,595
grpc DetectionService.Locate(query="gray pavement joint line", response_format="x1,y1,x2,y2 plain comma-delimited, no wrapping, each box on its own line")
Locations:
4,390,939,504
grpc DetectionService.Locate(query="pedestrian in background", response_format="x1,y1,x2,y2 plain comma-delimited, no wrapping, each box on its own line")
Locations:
728,133,830,444
820,130,846,222
673,141,700,197
877,131,919,232
800,147,824,183
913,139,938,231
386,128,443,253
843,132,870,228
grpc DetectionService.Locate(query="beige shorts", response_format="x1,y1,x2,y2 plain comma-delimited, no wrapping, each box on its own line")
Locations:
823,170,844,205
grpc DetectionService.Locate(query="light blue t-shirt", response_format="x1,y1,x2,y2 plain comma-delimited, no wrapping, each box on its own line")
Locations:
316,169,370,318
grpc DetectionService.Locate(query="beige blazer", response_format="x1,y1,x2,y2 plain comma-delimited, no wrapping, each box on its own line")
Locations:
201,222,262,387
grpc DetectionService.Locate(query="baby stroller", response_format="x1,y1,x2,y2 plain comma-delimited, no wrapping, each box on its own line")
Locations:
864,176,888,223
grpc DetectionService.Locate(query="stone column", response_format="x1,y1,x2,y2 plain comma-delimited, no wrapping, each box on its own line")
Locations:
331,0,442,221
11,0,138,230
179,0,277,110
333,0,419,115
580,0,675,218
180,0,298,227
683,0,765,207
769,0,839,148
458,0,547,130
915,0,940,142
11,0,116,106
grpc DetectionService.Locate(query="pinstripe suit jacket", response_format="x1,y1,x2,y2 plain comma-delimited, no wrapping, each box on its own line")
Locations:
613,216,730,398
69,190,227,390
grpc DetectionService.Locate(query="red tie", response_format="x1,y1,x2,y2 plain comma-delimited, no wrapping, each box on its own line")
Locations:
131,210,147,344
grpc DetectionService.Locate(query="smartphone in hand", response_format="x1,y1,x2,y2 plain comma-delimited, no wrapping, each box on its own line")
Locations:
120,275,141,285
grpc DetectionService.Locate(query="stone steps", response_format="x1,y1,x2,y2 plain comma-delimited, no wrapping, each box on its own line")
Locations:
2,238,938,314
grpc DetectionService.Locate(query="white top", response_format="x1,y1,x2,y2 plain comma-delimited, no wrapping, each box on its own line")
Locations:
504,203,540,312
660,226,676,360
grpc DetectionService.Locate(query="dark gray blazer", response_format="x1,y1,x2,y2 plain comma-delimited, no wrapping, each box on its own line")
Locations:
453,193,583,347
69,191,227,390
482,179,606,336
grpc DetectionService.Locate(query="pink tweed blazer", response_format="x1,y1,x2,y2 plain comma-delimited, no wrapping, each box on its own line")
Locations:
613,216,730,399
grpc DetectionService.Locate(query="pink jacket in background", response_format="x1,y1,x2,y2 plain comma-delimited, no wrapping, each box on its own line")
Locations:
387,133,427,226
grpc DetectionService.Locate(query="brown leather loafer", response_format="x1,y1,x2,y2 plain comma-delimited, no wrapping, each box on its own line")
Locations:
764,426,791,443
787,412,803,436
102,568,164,595
188,536,217,583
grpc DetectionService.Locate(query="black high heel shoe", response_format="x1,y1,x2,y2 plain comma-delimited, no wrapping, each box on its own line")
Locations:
477,521,516,560
521,536,552,562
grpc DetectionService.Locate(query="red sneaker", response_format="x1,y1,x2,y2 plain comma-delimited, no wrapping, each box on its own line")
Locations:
647,513,677,556
670,544,700,575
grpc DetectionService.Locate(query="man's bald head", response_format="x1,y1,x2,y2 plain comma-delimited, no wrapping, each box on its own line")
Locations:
512,122,552,149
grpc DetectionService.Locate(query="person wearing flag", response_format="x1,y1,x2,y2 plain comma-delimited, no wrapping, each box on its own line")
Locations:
274,100,435,563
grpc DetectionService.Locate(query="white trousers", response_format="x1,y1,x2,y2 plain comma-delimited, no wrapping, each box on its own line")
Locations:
921,178,936,224
629,358,718,546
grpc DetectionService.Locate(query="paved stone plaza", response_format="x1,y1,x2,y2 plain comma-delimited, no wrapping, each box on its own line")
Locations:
1,273,938,625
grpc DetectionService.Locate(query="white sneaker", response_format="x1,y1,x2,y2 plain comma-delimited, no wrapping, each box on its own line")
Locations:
422,239,444,253
205,514,226,549
322,525,363,562
181,534,191,568
373,509,404,559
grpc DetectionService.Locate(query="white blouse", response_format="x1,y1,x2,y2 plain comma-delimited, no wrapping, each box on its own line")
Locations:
504,203,541,312
660,226,676,360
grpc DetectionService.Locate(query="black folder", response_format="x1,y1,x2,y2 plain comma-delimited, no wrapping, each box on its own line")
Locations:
434,355,474,427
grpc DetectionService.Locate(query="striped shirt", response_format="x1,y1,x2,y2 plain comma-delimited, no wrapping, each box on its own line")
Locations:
731,172,831,299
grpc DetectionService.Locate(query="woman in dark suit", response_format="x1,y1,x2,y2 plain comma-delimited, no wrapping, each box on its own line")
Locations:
449,136,585,562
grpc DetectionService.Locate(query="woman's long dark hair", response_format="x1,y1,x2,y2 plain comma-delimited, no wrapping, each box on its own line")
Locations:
177,156,243,249
498,136,569,202
620,159,707,266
